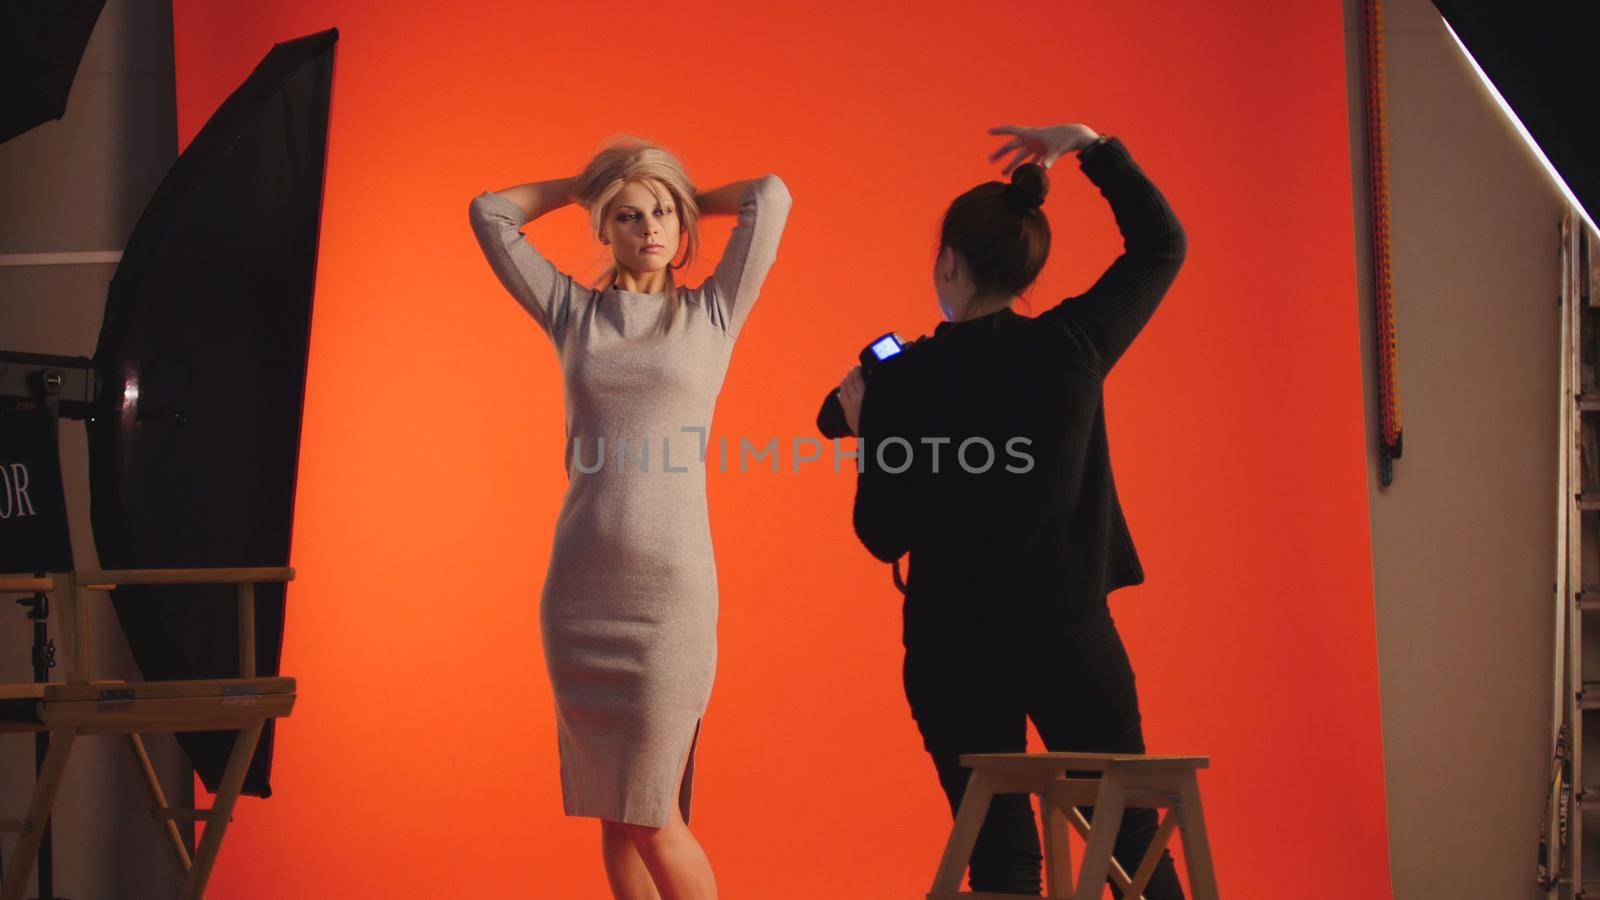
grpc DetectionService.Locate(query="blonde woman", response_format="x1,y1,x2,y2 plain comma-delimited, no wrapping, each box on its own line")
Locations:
469,137,791,899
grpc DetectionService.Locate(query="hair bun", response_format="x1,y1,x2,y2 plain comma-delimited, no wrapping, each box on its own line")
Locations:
1003,163,1049,213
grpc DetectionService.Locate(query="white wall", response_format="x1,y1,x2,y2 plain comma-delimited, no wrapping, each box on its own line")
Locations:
1343,1,1566,897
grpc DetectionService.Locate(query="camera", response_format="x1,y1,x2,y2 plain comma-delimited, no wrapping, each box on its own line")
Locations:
816,331,919,438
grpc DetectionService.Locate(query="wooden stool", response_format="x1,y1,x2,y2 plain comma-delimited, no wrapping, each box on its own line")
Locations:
1,568,296,900
928,752,1218,900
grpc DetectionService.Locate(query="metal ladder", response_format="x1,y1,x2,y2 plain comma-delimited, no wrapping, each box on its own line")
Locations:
1553,208,1599,897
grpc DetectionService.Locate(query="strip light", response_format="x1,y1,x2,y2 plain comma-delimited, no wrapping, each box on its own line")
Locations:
1442,19,1597,237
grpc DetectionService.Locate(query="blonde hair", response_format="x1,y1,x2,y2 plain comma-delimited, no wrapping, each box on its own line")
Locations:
569,136,700,313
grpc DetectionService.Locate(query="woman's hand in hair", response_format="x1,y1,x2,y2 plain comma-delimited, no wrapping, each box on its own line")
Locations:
838,365,866,436
987,124,1101,174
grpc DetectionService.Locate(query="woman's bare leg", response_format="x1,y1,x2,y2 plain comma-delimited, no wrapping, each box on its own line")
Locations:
618,806,715,899
601,820,663,900
618,743,715,900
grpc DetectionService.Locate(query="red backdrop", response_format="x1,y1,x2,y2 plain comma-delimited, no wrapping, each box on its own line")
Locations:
171,1,1391,896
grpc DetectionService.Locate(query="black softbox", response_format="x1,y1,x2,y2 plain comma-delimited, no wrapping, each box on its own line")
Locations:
87,28,337,798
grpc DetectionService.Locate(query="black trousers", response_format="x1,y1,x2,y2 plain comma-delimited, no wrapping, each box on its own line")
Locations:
904,603,1184,898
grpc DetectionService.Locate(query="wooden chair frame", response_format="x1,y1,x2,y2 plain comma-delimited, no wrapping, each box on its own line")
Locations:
928,752,1219,900
0,566,296,900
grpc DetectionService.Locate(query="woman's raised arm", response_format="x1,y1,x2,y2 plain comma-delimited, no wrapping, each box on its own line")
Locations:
488,176,578,222
700,174,793,340
468,176,588,345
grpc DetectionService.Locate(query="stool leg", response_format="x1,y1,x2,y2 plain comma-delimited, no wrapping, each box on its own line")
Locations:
930,770,996,894
126,732,193,874
181,719,264,900
1126,807,1182,899
1177,777,1219,900
1039,792,1073,897
1073,778,1126,900
1,728,76,900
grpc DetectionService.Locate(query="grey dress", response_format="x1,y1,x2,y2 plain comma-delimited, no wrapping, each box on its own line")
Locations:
468,176,792,828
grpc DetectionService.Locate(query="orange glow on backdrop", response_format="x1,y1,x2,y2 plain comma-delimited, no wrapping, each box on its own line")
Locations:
172,1,1390,897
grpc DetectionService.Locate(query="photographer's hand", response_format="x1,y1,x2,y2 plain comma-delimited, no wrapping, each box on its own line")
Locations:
838,365,865,435
987,123,1101,174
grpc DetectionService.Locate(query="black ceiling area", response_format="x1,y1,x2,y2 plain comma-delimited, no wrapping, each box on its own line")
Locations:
1431,0,1600,226
0,0,107,145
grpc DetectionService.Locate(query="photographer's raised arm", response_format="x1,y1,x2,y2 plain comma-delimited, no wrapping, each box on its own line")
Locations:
468,176,586,344
1037,138,1186,376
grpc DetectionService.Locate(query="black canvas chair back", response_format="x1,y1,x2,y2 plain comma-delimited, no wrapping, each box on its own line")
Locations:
0,401,74,576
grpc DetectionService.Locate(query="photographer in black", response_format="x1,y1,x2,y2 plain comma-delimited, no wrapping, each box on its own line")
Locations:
835,123,1187,896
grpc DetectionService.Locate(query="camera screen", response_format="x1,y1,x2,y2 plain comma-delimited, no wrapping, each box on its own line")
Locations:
870,335,903,361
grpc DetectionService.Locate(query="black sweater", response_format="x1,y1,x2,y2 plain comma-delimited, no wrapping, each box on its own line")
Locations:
851,136,1186,654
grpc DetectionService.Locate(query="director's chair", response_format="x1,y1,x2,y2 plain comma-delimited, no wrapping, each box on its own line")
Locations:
0,566,296,900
